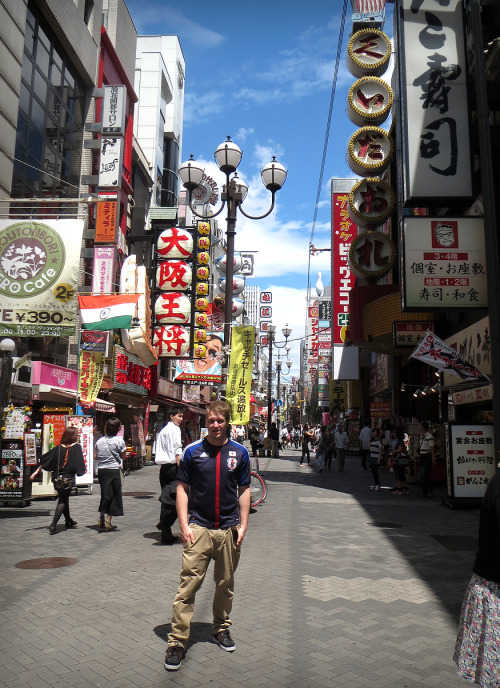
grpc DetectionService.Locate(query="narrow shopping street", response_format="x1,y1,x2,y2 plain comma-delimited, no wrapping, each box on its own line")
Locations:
0,447,477,688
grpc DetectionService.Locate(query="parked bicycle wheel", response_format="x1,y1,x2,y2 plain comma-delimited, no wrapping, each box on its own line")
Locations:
250,471,267,507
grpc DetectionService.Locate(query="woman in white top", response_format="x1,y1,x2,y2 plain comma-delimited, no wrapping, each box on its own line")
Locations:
95,417,126,531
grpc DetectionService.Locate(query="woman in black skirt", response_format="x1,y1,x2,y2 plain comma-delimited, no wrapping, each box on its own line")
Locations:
95,417,126,531
41,426,85,534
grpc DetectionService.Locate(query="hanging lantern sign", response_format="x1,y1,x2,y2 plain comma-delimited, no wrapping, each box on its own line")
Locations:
348,231,396,279
195,329,207,343
347,126,394,177
157,227,193,259
232,297,245,318
198,236,210,251
153,325,190,357
156,260,192,291
348,177,395,227
215,253,242,274
154,292,191,324
196,297,209,312
196,266,209,280
347,29,392,78
218,275,246,295
197,251,210,265
197,221,211,236
347,77,393,127
195,312,208,327
194,344,207,359
196,282,209,296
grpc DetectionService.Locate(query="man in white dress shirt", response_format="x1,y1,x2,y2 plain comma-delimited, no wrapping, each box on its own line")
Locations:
155,406,184,543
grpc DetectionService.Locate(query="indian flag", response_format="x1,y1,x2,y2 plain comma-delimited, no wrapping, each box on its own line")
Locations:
78,294,140,331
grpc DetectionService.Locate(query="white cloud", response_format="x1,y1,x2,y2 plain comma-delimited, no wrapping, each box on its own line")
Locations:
130,2,224,47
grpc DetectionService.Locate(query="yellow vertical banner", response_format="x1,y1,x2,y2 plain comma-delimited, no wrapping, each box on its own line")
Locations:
227,326,255,425
78,350,106,403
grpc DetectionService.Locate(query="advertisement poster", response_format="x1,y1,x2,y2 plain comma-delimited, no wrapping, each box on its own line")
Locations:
0,219,84,337
78,350,105,403
174,332,223,384
448,424,495,499
67,416,93,486
24,433,37,466
42,414,67,453
403,218,487,309
0,443,23,494
331,181,357,345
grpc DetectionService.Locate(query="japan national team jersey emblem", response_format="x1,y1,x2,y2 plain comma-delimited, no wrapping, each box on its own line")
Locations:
227,457,237,471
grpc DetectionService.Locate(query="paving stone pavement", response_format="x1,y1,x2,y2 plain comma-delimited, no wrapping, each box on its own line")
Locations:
0,447,480,688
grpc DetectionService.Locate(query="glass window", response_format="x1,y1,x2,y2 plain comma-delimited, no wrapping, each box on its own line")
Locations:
24,28,36,56
31,97,45,131
52,47,62,71
36,43,50,78
19,82,30,117
37,24,49,50
21,52,33,87
33,69,47,104
50,65,62,88
28,126,43,161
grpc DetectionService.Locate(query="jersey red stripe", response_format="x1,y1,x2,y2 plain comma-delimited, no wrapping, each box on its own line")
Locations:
214,448,221,528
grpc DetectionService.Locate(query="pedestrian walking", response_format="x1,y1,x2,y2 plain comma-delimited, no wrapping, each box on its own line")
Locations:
369,427,383,491
325,426,335,470
164,400,251,672
41,426,85,534
335,423,349,472
454,465,500,687
315,426,328,473
418,421,436,498
299,424,314,466
391,428,410,495
95,417,126,532
155,405,184,544
270,422,279,457
359,421,372,470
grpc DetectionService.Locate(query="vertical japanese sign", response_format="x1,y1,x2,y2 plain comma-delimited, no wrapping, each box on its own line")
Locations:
447,424,495,499
332,182,357,345
67,416,94,487
78,331,107,403
98,137,123,187
399,0,471,200
226,326,255,425
95,201,117,243
102,85,126,135
403,218,486,309
92,247,116,293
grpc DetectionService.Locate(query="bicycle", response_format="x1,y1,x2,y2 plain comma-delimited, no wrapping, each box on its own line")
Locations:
250,456,267,507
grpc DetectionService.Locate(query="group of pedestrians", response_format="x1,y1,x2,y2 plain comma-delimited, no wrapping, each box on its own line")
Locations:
40,417,127,534
298,423,348,472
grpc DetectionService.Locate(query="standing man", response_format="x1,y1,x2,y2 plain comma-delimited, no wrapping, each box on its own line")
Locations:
334,423,349,472
164,400,251,672
419,421,436,498
270,422,280,457
359,421,372,470
155,405,184,544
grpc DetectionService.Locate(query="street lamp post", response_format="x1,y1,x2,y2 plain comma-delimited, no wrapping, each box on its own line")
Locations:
266,323,292,454
0,338,16,411
179,137,287,349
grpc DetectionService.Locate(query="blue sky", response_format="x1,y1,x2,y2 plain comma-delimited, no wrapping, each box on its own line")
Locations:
126,0,393,377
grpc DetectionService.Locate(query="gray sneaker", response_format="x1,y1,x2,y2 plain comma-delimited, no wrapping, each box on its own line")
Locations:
164,645,184,671
213,629,236,652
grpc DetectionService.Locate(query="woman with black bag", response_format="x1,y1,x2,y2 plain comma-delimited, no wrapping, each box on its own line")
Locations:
40,426,85,535
95,417,126,532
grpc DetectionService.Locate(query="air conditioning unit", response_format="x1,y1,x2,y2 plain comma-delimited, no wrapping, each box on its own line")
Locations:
11,357,33,387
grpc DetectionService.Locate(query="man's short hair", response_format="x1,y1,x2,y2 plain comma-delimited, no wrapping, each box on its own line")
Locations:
421,420,429,431
169,405,184,419
206,400,230,423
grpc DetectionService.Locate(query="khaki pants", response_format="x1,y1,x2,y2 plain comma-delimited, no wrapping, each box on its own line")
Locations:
168,524,241,649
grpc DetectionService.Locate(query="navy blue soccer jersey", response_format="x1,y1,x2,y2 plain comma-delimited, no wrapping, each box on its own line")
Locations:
177,437,251,529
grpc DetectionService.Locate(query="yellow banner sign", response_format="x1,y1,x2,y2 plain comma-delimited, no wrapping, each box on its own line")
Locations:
78,350,105,403
227,326,255,425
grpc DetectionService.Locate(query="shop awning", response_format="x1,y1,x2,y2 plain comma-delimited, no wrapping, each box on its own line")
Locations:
95,398,116,413
32,384,77,404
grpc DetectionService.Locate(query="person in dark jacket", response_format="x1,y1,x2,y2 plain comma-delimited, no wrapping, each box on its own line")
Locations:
41,426,85,534
454,467,500,686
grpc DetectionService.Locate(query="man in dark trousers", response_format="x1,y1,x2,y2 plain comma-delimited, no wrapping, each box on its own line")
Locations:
155,405,184,544
270,421,280,457
164,400,251,671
